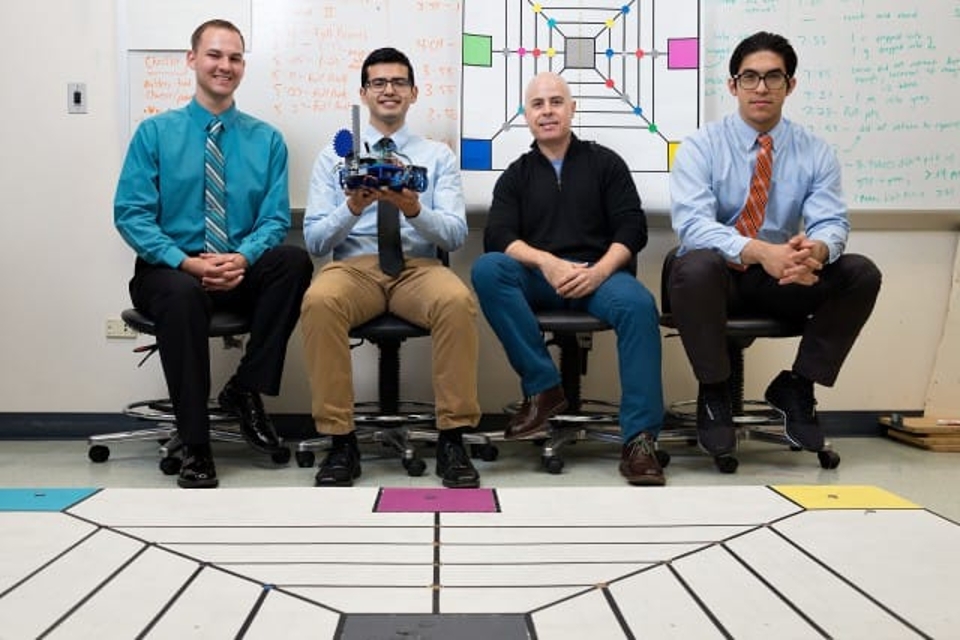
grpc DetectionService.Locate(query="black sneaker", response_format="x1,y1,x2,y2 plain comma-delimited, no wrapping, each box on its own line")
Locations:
696,383,737,456
435,439,480,489
178,445,218,489
315,438,361,487
764,370,824,451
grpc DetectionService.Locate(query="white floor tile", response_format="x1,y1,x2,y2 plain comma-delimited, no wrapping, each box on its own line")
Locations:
1,437,959,638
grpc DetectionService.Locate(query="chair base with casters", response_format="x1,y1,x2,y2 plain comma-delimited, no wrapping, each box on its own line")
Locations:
295,313,499,476
87,309,292,474
658,313,841,474
514,310,670,475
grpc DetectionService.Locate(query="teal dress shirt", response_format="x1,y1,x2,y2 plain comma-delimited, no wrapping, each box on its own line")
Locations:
114,98,291,269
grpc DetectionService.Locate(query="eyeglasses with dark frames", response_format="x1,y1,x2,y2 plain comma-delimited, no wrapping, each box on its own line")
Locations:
733,70,790,90
365,77,413,92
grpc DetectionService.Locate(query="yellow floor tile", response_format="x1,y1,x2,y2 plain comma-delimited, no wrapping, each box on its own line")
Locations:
772,484,919,509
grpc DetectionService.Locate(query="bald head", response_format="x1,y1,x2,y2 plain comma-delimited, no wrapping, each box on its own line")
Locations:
525,72,571,103
524,72,576,156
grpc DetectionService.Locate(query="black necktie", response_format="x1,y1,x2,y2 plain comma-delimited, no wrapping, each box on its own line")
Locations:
375,137,404,277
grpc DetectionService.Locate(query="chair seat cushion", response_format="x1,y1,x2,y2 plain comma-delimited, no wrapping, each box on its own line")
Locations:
535,310,611,333
349,314,430,341
659,312,804,339
120,308,251,338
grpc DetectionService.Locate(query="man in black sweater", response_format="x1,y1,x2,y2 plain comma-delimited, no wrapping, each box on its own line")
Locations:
471,72,666,486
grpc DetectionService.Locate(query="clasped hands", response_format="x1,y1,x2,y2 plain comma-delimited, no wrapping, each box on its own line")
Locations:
346,185,421,217
182,253,248,291
542,258,607,299
754,234,825,286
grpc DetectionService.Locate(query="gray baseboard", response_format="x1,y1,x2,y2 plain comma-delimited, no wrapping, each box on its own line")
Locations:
0,410,919,440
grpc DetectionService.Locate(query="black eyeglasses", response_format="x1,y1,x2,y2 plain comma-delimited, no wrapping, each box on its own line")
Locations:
365,77,413,92
733,70,790,90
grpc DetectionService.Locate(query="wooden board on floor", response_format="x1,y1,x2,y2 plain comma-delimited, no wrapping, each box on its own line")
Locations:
886,427,960,452
878,416,960,434
879,416,960,452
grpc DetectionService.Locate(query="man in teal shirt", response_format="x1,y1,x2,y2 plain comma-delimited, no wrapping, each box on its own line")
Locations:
114,19,312,488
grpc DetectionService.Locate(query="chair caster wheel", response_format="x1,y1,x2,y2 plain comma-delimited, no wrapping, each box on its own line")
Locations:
472,443,499,461
270,447,291,465
88,445,110,463
403,457,426,477
818,449,841,469
714,454,739,474
159,456,182,476
543,455,564,474
295,451,315,468
655,450,671,469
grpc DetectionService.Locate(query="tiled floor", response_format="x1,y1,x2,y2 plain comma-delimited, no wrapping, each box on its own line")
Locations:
0,435,957,520
0,435,958,638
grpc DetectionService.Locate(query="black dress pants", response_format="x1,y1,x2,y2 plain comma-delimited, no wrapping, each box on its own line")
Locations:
129,245,313,445
665,248,881,387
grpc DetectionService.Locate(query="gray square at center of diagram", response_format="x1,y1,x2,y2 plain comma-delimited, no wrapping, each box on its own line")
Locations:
566,37,596,68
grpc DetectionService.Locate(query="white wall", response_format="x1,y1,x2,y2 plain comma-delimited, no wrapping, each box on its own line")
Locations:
0,0,955,422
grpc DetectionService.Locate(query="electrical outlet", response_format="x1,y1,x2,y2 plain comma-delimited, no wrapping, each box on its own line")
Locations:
68,82,87,114
105,318,137,339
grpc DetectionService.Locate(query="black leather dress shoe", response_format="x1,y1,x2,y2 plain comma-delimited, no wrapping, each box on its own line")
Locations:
178,445,218,489
315,440,362,487
436,438,480,488
504,384,568,440
218,378,281,453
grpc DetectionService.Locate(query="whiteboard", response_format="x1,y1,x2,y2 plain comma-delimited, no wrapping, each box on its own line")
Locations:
701,0,960,212
124,0,460,210
122,0,960,212
123,0,251,50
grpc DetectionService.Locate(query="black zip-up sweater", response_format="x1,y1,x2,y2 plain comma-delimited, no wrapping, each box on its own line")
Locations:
483,135,647,270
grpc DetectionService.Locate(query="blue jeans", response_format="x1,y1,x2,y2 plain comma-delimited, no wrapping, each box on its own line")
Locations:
471,252,663,440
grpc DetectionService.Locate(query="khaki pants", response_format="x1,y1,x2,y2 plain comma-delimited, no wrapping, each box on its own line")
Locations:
300,255,481,435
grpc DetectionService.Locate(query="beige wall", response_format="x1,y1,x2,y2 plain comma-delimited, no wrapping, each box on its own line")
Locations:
0,0,955,422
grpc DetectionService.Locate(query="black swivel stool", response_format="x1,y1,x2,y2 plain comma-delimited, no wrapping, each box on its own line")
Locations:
294,313,499,475
658,256,841,473
87,309,291,475
516,309,670,474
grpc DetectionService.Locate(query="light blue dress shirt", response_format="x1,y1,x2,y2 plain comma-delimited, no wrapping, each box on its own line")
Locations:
303,124,467,260
670,113,849,265
114,99,291,269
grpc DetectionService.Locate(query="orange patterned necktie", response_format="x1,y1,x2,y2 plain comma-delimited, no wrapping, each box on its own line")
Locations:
735,133,773,238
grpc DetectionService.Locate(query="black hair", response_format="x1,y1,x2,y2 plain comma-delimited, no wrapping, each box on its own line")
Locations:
729,31,797,78
360,47,416,87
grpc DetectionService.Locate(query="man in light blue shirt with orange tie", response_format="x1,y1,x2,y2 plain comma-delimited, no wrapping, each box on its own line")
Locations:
667,31,881,460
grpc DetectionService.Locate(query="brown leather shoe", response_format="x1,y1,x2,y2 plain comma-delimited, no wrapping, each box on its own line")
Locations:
619,432,665,486
504,385,568,440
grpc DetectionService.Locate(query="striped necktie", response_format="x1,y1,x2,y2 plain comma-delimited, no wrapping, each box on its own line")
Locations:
375,137,404,277
735,133,773,238
204,118,229,253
